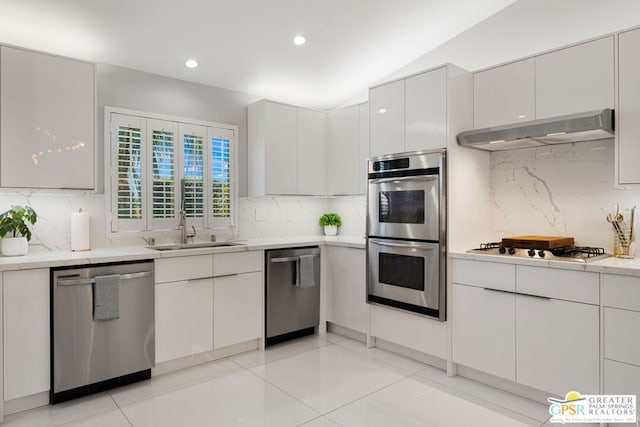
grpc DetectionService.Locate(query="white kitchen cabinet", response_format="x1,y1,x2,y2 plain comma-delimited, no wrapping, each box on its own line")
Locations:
327,103,369,195
405,67,447,151
297,108,327,195
328,105,359,195
617,28,640,185
535,36,614,119
155,278,214,363
326,246,367,334
248,100,327,195
516,295,599,395
3,269,50,400
155,255,213,283
473,59,535,128
213,272,262,349
605,359,640,397
370,304,447,359
452,284,515,381
358,103,370,194
0,46,95,190
369,79,404,157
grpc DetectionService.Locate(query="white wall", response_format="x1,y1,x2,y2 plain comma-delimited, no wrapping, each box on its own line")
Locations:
340,0,640,107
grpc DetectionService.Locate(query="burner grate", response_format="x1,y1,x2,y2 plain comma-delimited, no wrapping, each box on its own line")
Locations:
551,246,606,258
478,242,501,250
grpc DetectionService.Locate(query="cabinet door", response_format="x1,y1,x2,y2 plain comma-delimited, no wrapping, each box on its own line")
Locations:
265,102,297,195
213,272,262,349
405,68,447,151
326,247,367,333
618,28,640,185
452,284,515,381
473,59,535,128
604,359,640,397
4,269,50,400
535,36,614,119
358,103,370,194
369,80,404,157
0,46,94,189
155,278,213,363
328,106,359,195
297,108,326,195
516,296,599,395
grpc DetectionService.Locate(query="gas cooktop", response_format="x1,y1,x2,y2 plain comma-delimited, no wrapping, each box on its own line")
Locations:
468,242,611,263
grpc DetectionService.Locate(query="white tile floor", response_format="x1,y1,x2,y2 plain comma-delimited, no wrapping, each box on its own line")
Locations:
4,333,554,426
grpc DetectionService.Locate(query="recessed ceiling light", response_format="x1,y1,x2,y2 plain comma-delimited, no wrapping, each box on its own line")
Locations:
378,108,387,114
185,59,198,68
293,35,306,46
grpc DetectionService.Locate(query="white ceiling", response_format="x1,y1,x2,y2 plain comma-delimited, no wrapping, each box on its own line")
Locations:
0,0,516,109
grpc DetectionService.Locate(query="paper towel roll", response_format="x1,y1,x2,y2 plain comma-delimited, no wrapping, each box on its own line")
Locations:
71,209,90,251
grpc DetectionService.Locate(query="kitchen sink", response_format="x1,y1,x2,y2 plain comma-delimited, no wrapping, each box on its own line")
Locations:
148,241,246,251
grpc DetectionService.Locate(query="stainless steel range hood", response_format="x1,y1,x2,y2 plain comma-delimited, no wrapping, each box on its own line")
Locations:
457,109,614,151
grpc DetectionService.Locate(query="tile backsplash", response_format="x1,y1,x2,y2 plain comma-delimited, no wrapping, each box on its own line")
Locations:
490,139,640,251
7,138,637,254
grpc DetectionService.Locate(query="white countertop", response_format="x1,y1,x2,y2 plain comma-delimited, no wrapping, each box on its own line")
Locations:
450,251,640,277
0,235,366,271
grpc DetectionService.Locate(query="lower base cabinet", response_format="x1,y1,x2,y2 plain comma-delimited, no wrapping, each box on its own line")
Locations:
452,284,515,381
155,279,214,363
213,272,262,349
604,359,640,396
3,269,50,401
516,296,599,395
326,246,367,334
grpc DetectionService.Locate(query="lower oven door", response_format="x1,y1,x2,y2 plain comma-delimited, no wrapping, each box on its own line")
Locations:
367,238,443,320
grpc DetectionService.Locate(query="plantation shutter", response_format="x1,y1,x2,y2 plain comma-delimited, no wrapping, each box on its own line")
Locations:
179,124,207,229
208,126,235,228
110,113,146,232
147,119,178,230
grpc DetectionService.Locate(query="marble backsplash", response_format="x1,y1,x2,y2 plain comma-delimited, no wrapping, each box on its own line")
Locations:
490,139,640,251
0,192,367,251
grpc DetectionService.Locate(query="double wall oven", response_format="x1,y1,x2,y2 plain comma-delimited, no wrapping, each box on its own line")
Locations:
366,150,446,320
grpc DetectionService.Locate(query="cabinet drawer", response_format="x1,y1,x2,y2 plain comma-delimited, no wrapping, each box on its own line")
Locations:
155,255,213,283
604,359,640,396
602,274,640,311
451,259,515,291
516,266,598,304
214,251,263,276
605,307,640,366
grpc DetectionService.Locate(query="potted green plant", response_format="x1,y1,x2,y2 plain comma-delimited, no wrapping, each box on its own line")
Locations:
0,205,37,256
319,213,342,236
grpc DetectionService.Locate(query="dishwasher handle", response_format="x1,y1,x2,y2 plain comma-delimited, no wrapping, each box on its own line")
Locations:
57,270,153,286
270,256,299,263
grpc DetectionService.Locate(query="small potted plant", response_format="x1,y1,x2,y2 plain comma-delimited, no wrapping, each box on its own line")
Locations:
0,205,37,256
319,213,342,236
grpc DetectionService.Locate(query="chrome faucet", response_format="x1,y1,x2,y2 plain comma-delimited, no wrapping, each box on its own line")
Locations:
179,178,196,244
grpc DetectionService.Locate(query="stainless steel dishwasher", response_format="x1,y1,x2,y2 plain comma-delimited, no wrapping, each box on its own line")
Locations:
51,260,155,403
266,247,320,346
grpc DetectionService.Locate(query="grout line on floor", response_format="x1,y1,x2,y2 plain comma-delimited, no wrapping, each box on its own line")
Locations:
106,391,134,427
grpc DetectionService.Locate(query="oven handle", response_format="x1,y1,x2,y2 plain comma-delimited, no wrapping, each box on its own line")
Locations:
369,175,437,184
369,239,437,250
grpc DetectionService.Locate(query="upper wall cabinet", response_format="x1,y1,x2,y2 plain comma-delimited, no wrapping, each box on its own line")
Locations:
473,59,535,129
617,28,640,185
248,100,326,196
473,36,614,129
369,66,447,157
535,36,614,119
0,46,95,190
327,102,369,195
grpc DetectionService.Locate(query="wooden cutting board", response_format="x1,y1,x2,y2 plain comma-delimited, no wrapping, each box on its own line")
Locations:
501,235,575,249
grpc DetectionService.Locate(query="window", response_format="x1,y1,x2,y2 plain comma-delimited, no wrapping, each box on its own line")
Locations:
107,109,237,234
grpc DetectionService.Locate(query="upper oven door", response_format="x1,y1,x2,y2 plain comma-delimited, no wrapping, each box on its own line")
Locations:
367,173,439,241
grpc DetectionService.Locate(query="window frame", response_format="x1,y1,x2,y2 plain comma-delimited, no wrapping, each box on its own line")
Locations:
105,107,238,236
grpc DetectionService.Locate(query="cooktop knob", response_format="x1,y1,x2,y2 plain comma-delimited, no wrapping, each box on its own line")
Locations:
499,246,506,254
538,250,546,258
527,249,535,257
508,247,516,255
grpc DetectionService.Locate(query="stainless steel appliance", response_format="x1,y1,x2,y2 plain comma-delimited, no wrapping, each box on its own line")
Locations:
51,260,155,403
457,108,614,151
469,241,610,263
366,150,446,320
266,247,320,346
